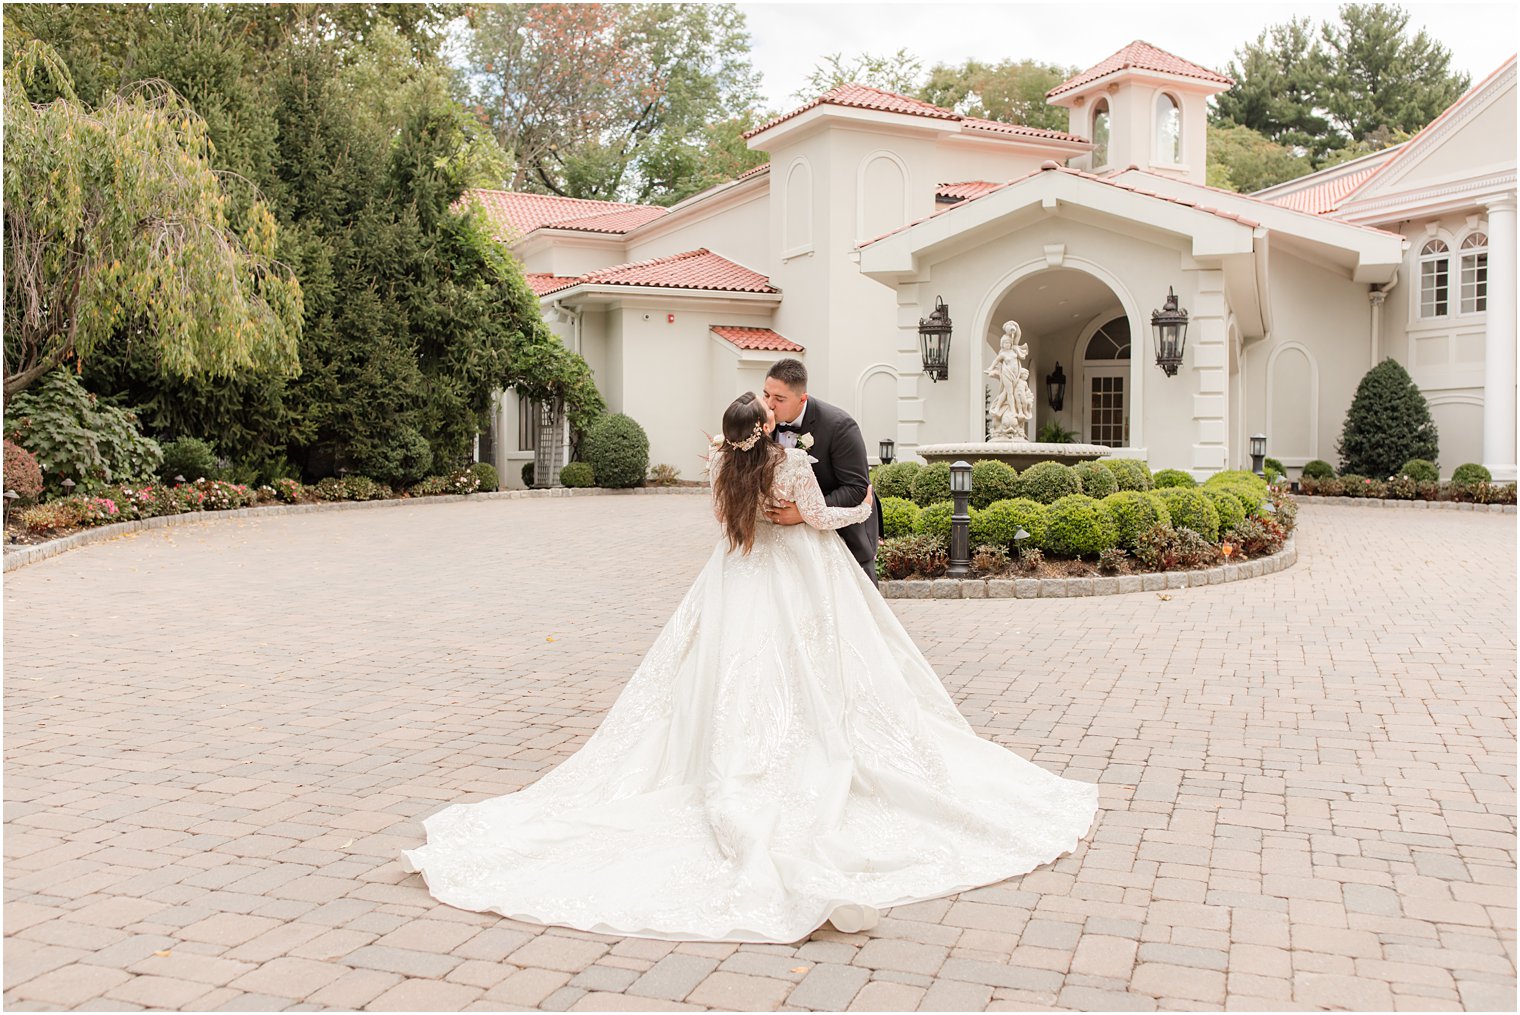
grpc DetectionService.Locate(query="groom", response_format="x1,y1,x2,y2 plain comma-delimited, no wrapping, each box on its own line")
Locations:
762,358,881,585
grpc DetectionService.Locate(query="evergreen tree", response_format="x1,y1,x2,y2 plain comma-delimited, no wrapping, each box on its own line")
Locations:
917,58,1078,134
1213,17,1336,158
1336,358,1439,478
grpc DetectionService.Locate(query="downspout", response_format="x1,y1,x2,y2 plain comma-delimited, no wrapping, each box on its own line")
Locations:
1368,271,1399,369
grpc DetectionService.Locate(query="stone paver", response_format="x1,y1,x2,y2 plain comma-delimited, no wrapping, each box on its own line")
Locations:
4,498,1514,1010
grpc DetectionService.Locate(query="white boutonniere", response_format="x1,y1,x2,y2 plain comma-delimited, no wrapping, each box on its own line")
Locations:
796,432,815,452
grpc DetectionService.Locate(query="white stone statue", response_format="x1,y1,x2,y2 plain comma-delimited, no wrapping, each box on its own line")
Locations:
986,321,1035,442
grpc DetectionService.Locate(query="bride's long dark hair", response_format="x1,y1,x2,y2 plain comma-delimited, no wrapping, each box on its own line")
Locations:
712,392,782,555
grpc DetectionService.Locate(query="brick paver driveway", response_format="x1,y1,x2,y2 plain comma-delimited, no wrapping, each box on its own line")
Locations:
4,497,1515,1012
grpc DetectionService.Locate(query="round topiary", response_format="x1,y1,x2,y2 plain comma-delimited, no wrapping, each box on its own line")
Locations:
910,462,953,506
582,413,650,488
1153,469,1196,488
1451,462,1491,486
1264,456,1286,478
470,462,500,492
1302,459,1336,479
872,461,922,500
351,425,434,486
1073,460,1118,499
1015,460,1081,504
969,459,1018,509
1337,357,1439,479
1102,490,1171,550
880,496,921,539
1044,494,1121,557
1398,458,1438,482
1155,487,1221,542
970,497,1049,550
1101,458,1153,491
1202,487,1246,533
1204,470,1269,514
3,439,44,505
159,437,220,483
559,461,595,488
914,500,959,542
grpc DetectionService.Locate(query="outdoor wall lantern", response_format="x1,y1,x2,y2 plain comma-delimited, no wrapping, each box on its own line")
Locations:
879,438,896,465
948,460,972,577
1250,433,1268,477
1151,286,1189,377
1046,362,1067,412
918,296,953,382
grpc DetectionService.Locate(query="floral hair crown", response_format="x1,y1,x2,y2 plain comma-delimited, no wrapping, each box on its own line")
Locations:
709,420,765,452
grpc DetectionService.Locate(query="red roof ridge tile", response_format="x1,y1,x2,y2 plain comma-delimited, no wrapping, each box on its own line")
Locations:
1048,40,1232,98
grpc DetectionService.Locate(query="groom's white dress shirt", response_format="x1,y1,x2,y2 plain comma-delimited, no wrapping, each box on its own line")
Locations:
778,400,807,449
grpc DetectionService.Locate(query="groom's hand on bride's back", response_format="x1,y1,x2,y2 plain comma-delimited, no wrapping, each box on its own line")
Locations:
764,499,803,525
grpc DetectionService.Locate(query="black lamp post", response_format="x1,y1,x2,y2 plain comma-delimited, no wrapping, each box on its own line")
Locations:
948,460,972,577
1250,433,1267,477
1151,286,1189,377
1046,362,1067,412
918,297,952,382
879,438,895,465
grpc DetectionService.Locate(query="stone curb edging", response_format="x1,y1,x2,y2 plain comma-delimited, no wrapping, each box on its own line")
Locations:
880,539,1298,600
1293,495,1516,513
2,485,708,573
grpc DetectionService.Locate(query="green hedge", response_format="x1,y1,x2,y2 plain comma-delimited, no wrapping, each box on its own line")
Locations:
1044,494,1120,556
880,496,921,539
1101,458,1153,491
1452,462,1492,486
1201,487,1246,532
910,462,952,506
872,461,922,500
1154,469,1195,488
1103,490,1171,550
582,413,649,488
1015,460,1081,504
969,459,1018,509
1398,458,1438,482
1302,459,1335,479
970,498,1049,550
1073,460,1117,498
1155,487,1221,541
914,500,957,542
559,461,595,487
470,462,500,492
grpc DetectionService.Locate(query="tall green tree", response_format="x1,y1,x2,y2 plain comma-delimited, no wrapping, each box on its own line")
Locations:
917,58,1077,133
797,48,923,100
2,42,303,399
1318,3,1469,144
1213,17,1335,158
462,3,763,204
1207,122,1316,192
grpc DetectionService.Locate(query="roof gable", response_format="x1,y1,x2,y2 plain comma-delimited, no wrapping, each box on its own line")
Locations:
464,189,667,240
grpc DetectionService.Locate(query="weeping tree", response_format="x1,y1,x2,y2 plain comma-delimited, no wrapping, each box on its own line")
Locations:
2,41,303,400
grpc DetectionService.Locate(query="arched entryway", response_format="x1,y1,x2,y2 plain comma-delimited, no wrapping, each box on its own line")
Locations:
978,266,1138,447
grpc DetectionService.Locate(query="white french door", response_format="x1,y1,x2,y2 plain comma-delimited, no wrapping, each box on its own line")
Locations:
1084,366,1129,448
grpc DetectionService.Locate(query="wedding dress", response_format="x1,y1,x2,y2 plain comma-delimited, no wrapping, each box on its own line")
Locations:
403,448,1099,943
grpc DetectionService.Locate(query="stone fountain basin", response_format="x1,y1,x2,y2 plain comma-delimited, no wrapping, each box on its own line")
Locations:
914,441,1113,471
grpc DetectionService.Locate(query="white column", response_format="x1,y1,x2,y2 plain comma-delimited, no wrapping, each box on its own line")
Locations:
1482,196,1517,481
894,285,929,461
1188,270,1229,478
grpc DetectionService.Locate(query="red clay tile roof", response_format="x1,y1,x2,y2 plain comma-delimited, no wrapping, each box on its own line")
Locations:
960,117,1088,144
736,162,772,181
861,162,1261,248
711,325,804,352
1048,41,1233,98
1255,155,1399,215
936,181,1003,202
746,83,960,138
525,273,582,297
531,249,777,297
464,189,667,239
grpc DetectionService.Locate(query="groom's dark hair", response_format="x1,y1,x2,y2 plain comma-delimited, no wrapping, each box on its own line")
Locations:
766,358,807,393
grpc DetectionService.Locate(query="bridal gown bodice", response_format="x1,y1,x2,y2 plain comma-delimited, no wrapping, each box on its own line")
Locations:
403,448,1099,943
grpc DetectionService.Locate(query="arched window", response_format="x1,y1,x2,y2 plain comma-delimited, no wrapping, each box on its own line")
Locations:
1091,99,1110,169
1085,316,1131,359
1155,93,1182,164
1419,239,1450,319
1460,232,1488,314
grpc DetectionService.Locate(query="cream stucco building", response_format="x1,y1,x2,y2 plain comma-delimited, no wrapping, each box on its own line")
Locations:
472,42,1517,487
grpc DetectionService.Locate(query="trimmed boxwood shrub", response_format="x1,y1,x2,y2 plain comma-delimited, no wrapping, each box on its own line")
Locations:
3,440,43,505
910,462,953,506
1103,490,1171,550
521,462,535,487
1015,460,1081,504
1154,468,1195,488
914,500,959,542
470,462,500,492
1302,459,1336,480
559,461,595,488
1102,458,1153,491
1264,456,1286,479
1155,487,1221,541
1398,458,1438,482
872,460,922,500
1044,494,1120,557
970,497,1049,550
1073,460,1118,499
969,459,1018,509
1205,470,1269,514
1337,358,1439,479
159,437,220,482
582,413,650,488
1451,463,1492,486
1202,487,1246,533
880,496,921,539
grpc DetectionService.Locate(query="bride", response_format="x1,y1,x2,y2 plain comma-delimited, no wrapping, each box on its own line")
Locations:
403,391,1099,943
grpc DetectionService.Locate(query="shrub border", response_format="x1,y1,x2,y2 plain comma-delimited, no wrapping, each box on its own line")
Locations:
2,486,707,573
880,539,1297,600
1290,495,1516,513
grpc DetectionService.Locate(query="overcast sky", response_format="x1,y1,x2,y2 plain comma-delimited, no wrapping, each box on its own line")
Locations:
738,0,1519,111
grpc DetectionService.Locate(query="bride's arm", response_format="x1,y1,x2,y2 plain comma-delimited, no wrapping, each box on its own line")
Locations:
784,452,873,530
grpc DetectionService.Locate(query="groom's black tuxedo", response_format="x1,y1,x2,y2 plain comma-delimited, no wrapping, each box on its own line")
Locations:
775,396,880,584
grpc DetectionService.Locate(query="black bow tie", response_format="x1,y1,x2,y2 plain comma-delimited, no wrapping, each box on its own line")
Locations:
776,423,802,433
